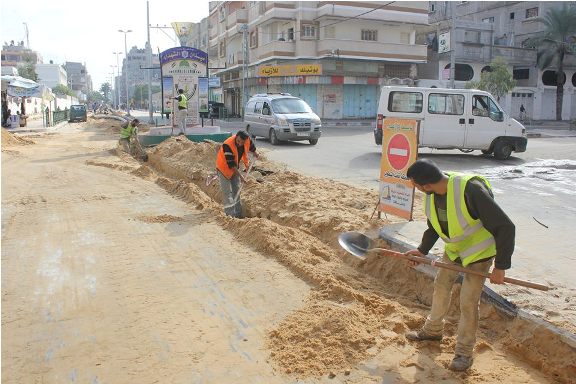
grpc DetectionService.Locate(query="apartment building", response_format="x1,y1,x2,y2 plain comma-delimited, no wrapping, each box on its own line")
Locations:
185,1,428,118
64,62,92,97
118,46,161,107
36,62,68,89
420,1,576,120
1,41,43,68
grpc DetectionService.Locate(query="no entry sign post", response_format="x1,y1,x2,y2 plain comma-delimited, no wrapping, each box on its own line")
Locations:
378,118,419,220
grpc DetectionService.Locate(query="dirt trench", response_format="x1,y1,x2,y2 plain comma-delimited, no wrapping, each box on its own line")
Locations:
81,135,574,383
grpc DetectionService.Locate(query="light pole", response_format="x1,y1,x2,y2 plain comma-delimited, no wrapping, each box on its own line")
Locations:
112,52,121,109
118,29,132,116
110,65,117,107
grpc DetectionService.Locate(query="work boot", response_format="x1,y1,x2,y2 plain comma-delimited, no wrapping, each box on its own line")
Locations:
405,329,442,342
449,355,473,371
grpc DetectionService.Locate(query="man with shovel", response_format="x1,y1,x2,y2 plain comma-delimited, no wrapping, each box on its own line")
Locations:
215,130,259,218
404,159,515,372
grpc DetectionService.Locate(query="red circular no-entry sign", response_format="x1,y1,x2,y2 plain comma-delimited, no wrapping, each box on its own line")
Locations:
387,134,411,170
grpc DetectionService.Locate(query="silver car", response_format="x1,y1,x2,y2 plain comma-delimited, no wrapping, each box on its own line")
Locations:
244,93,322,145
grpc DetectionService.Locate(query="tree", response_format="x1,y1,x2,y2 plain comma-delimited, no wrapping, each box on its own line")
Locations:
526,4,576,120
133,84,161,109
17,54,38,82
465,57,516,102
52,84,75,96
99,83,112,102
87,90,104,105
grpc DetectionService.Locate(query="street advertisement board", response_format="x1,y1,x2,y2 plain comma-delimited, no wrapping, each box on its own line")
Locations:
198,77,209,114
438,31,450,53
378,118,419,220
160,46,207,127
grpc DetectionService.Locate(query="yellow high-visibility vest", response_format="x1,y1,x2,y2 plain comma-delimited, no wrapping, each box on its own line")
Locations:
178,94,188,109
424,173,496,266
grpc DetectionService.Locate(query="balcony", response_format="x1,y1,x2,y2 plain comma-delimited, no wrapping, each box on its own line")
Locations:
491,46,537,66
317,39,427,62
256,40,296,60
316,3,428,25
226,9,248,29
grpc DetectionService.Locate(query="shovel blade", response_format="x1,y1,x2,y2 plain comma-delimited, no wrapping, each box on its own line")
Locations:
338,231,374,260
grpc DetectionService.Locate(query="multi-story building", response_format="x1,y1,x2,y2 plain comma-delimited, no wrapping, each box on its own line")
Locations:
420,1,576,120
184,1,428,118
36,62,68,89
1,41,43,68
118,46,161,107
64,61,92,95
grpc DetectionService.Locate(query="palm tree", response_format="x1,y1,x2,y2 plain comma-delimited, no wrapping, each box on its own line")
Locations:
527,5,576,120
100,83,112,103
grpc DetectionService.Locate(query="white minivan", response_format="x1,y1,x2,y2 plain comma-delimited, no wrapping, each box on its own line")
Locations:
244,93,322,145
374,86,527,160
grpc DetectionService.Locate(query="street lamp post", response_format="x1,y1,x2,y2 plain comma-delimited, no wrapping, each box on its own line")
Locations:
118,29,132,116
112,52,121,109
110,65,117,107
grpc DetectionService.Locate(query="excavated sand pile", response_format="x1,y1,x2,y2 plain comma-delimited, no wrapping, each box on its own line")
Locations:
86,136,575,383
1,128,35,147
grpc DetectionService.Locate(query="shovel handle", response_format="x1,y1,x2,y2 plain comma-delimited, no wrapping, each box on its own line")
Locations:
372,248,549,291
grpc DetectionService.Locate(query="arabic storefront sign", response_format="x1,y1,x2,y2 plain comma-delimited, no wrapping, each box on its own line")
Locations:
378,118,419,220
160,46,208,126
258,64,322,77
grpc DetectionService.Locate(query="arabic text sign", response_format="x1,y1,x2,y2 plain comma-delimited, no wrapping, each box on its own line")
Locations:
258,64,322,77
378,118,419,220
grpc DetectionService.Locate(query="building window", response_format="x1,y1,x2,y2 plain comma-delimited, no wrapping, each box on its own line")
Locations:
482,16,494,23
361,30,378,41
513,68,530,80
324,26,335,39
542,70,565,86
218,6,226,22
510,12,515,20
288,28,294,41
444,63,474,81
464,30,480,43
302,24,316,38
526,7,538,19
429,3,436,12
250,31,258,48
219,41,225,57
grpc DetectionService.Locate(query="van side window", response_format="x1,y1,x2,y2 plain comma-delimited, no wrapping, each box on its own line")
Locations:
428,93,464,115
262,102,271,115
254,102,263,114
472,95,490,117
246,101,256,114
388,91,423,113
473,95,503,121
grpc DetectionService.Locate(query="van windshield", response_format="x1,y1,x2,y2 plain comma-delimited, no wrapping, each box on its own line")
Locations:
271,98,312,114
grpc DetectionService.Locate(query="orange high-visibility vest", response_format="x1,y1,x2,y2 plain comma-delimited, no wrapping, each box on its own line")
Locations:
216,135,251,179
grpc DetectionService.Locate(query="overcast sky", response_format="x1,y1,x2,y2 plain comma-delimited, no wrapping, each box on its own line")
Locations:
1,0,210,89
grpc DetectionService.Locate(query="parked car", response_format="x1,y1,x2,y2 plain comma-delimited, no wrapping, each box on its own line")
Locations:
244,93,322,145
69,104,87,123
374,86,527,160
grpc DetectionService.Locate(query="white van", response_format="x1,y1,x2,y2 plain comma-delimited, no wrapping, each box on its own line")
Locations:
244,93,322,145
374,86,527,159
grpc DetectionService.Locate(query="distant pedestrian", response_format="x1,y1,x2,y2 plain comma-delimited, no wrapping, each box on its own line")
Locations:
173,89,188,134
215,131,259,218
92,102,97,114
519,104,526,121
119,118,140,153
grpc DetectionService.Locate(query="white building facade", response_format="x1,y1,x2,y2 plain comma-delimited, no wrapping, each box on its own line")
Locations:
182,1,429,118
420,1,576,121
36,63,68,89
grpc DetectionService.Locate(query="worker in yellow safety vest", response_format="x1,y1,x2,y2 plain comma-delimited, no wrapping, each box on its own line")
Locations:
215,131,259,218
173,89,188,134
404,159,515,372
119,118,140,153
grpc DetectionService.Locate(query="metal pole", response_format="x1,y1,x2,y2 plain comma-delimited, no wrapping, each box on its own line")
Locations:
113,52,121,109
240,24,248,118
146,1,154,123
119,29,132,116
449,1,456,89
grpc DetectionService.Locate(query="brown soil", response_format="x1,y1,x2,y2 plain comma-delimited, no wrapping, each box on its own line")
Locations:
1,128,35,147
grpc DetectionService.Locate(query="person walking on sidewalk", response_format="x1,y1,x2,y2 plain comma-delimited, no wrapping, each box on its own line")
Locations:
173,89,188,134
119,118,140,153
404,159,515,372
215,131,259,218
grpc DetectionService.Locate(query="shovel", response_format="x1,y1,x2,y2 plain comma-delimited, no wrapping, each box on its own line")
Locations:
338,231,549,291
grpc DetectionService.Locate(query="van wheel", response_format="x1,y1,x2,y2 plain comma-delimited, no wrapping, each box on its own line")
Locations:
493,140,512,160
269,129,279,145
309,139,318,145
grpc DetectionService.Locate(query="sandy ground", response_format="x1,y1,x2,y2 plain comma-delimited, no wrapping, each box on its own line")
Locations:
1,121,574,383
